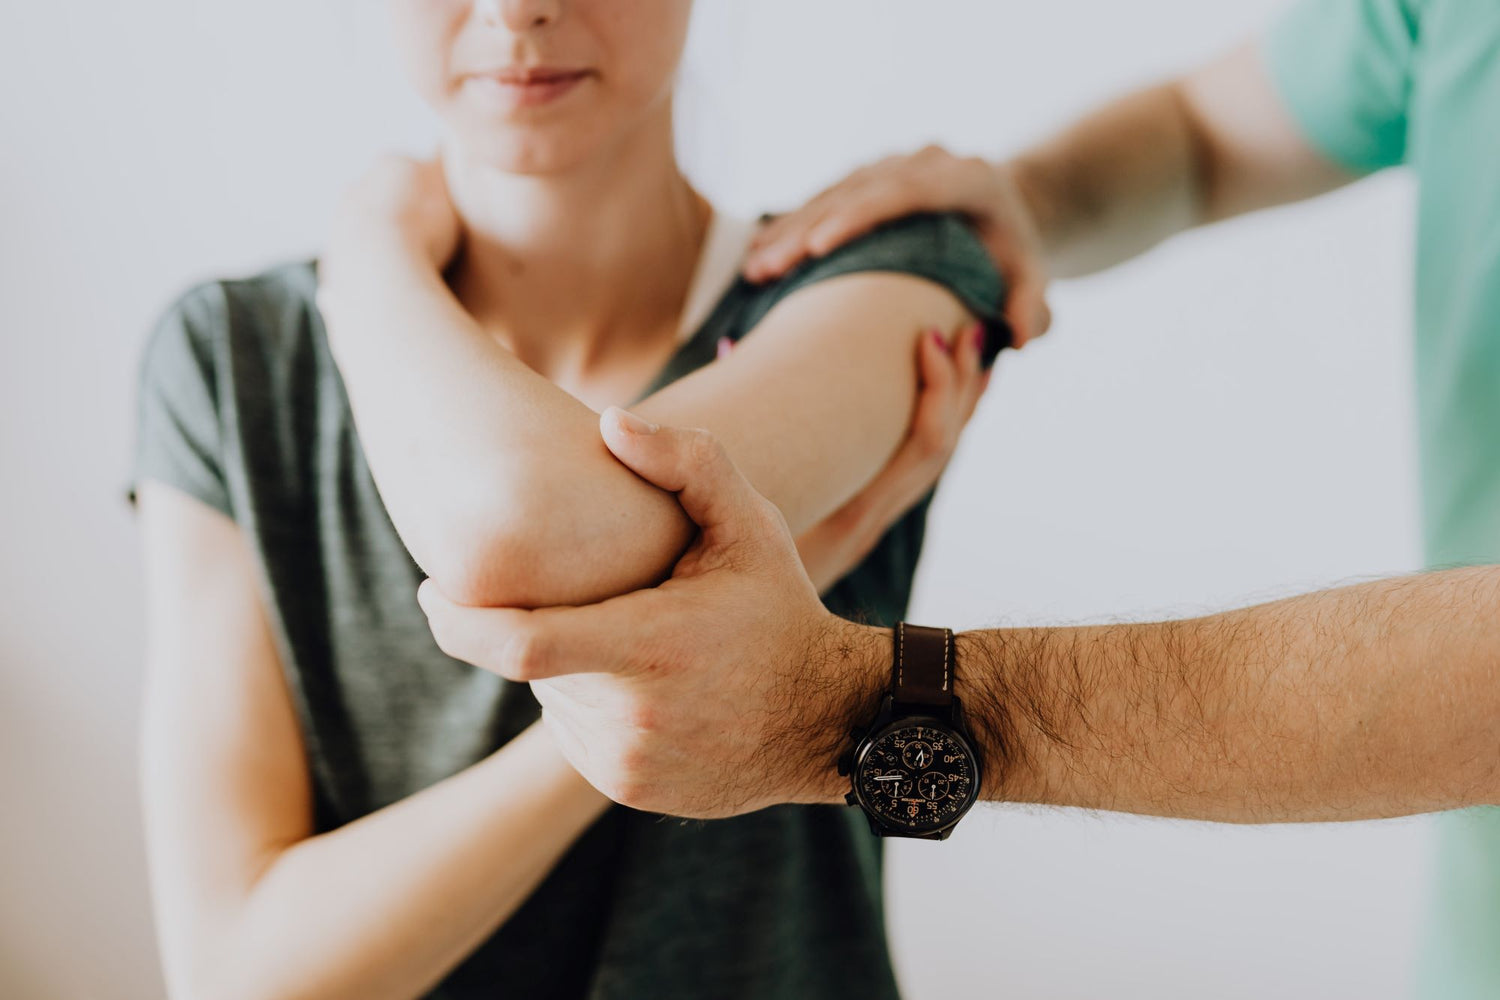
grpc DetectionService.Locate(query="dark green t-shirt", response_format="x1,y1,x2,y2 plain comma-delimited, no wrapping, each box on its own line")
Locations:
126,213,1003,1000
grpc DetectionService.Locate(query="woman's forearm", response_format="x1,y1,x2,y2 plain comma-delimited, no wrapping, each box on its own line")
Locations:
211,723,607,1000
325,245,969,609
322,243,693,608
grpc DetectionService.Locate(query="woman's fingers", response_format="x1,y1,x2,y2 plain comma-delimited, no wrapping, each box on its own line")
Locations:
955,321,990,423
909,327,959,459
792,318,985,588
964,368,994,426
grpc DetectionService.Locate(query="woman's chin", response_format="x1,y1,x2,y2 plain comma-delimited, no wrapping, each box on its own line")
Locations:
446,133,586,177
445,122,611,178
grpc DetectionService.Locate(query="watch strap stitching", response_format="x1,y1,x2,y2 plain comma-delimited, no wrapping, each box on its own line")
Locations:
943,628,951,692
897,622,905,690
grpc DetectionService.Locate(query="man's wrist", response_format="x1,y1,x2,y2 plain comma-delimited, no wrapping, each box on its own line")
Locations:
1006,155,1064,260
794,617,888,806
792,621,1021,807
951,629,1021,802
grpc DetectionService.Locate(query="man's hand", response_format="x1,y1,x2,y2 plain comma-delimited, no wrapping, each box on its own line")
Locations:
744,147,1052,347
416,409,888,819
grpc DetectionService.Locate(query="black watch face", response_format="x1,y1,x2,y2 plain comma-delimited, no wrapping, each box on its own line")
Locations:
855,720,979,833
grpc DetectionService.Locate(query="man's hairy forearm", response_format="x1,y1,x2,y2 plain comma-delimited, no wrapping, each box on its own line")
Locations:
1008,42,1357,282
950,567,1500,821
1011,83,1205,279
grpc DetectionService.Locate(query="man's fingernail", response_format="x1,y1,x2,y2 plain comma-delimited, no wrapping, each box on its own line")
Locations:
611,407,658,435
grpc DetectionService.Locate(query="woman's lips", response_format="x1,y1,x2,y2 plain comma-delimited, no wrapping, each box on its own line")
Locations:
466,67,593,110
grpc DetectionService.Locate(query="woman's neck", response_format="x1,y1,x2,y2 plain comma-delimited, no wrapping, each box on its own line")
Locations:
442,106,711,381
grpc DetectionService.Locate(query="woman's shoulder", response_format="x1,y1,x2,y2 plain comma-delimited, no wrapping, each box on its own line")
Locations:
130,259,328,521
151,258,321,354
136,258,333,455
732,212,1009,361
141,258,330,403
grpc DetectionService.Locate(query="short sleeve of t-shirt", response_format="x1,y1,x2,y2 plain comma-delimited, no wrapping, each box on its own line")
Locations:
734,211,1009,365
1264,0,1424,173
125,283,234,519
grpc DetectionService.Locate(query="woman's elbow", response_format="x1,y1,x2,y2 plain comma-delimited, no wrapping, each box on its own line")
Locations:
425,511,557,609
428,507,689,611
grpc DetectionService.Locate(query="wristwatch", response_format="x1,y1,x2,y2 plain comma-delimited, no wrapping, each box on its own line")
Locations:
839,623,983,840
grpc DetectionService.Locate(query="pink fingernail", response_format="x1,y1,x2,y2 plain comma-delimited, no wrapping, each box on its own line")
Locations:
929,328,945,350
971,323,986,350
716,336,734,360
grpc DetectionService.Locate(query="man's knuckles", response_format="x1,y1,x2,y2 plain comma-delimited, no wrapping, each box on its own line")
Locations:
498,627,556,681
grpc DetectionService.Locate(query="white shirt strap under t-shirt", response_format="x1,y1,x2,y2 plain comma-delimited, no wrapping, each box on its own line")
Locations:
675,211,759,344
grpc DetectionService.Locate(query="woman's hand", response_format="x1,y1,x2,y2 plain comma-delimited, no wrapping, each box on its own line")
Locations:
790,319,992,593
321,154,462,293
743,147,1052,348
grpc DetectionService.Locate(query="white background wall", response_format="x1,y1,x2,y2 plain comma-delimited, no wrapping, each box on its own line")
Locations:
0,1,1429,997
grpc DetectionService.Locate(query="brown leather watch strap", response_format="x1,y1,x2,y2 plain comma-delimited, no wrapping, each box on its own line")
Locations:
891,623,954,710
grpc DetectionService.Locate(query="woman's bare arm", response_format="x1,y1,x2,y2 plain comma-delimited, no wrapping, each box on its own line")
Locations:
320,161,980,609
138,482,608,1000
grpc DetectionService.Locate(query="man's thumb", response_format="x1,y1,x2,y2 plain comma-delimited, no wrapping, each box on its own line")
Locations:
600,407,763,535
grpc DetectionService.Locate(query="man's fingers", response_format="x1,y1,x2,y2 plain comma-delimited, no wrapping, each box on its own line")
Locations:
796,148,984,263
1005,284,1052,349
744,205,839,281
538,709,589,775
531,685,594,770
417,578,655,681
992,243,1052,349
747,173,942,282
1008,265,1056,347
799,182,913,257
599,408,772,541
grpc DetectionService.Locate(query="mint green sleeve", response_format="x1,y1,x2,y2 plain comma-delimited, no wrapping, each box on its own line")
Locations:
1263,0,1423,172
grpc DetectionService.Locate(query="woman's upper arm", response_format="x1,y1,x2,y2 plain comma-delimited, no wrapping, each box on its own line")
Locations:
137,480,312,996
443,214,1001,609
635,270,977,532
453,270,977,611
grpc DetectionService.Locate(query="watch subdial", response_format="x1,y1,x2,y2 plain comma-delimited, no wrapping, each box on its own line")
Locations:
869,771,913,798
918,772,951,801
901,740,935,771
